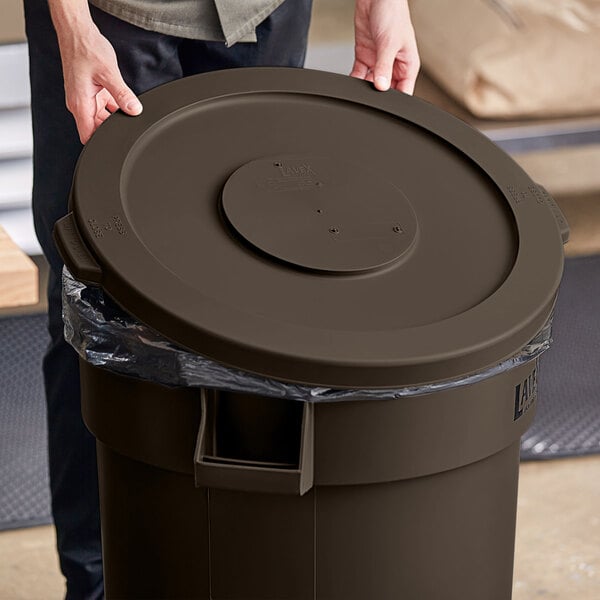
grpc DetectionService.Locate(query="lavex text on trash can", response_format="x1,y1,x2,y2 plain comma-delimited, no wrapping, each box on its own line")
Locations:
54,68,569,600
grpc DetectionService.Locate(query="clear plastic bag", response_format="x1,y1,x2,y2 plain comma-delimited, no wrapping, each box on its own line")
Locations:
62,266,552,402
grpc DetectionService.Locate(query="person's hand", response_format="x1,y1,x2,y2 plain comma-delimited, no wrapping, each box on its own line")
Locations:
49,0,142,144
57,24,143,144
351,0,420,94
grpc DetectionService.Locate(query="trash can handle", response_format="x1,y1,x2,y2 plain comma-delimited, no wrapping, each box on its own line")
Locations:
53,213,103,285
536,184,570,245
194,390,314,496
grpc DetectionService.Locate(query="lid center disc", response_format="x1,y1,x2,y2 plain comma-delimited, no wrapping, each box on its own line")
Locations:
221,155,418,273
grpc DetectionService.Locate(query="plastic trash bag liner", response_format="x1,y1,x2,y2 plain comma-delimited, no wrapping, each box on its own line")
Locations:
62,267,552,402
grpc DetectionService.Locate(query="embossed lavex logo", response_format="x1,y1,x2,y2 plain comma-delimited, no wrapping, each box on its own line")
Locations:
259,161,323,192
514,366,537,421
277,163,318,178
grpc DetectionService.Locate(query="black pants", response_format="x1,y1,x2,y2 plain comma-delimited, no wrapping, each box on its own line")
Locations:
23,1,312,597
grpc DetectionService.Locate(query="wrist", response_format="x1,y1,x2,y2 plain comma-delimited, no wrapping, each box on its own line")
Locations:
48,0,97,45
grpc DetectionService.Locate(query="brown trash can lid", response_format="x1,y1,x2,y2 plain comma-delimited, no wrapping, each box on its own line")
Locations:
65,67,566,388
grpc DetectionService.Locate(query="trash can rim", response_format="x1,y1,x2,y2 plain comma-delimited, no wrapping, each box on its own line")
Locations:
59,67,565,388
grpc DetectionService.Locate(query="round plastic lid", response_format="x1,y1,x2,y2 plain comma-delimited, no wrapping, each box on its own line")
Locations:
62,68,566,388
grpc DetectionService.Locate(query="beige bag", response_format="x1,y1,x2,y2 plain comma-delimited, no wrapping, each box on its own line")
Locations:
410,0,600,118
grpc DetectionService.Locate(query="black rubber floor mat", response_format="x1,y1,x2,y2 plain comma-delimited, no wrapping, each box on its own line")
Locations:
521,254,600,460
0,313,52,531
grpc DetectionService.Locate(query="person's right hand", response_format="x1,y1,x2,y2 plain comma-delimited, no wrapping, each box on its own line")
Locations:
351,0,420,94
55,21,143,144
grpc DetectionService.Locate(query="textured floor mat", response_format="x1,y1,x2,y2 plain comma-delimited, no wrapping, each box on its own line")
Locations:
0,313,51,531
521,254,600,460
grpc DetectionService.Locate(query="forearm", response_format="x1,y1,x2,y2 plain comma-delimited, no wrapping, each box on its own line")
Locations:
47,0,97,44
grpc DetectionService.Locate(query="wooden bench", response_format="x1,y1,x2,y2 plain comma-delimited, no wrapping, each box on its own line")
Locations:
0,224,38,309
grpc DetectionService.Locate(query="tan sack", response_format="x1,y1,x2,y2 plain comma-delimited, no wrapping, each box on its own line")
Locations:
410,0,600,118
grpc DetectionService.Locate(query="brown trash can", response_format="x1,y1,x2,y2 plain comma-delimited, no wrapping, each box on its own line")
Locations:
54,68,569,600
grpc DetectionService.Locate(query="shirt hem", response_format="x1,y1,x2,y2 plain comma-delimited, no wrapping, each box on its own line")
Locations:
89,0,258,43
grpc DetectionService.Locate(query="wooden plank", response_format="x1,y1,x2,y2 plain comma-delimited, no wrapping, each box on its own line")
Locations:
0,224,38,308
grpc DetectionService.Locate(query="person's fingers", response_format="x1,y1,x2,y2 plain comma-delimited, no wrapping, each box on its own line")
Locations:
93,109,111,131
393,51,420,95
97,88,119,113
373,41,397,91
397,75,416,95
350,58,369,80
106,96,119,113
72,90,118,145
67,94,98,145
69,77,141,145
97,69,143,116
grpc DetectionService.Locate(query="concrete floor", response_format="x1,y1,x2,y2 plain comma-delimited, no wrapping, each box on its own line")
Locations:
2,1,600,598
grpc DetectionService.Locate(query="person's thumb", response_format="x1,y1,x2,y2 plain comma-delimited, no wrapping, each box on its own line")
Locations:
373,44,396,91
103,72,143,116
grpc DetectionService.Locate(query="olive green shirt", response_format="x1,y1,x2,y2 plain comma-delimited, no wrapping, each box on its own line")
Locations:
88,0,287,46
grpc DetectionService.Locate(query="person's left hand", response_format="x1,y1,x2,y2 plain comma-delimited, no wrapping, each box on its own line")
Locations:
351,0,420,94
